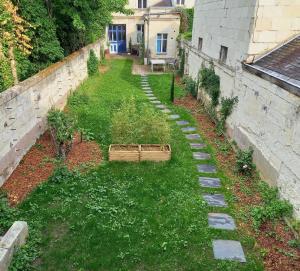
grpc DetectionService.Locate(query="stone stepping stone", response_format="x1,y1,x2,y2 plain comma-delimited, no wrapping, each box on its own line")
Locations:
193,152,211,160
185,134,201,140
146,93,154,97
213,240,246,262
156,104,167,109
150,100,161,104
199,177,221,188
190,143,206,149
181,127,197,133
161,109,171,114
144,91,153,94
148,97,157,100
169,114,180,120
197,164,216,173
176,120,189,126
208,213,236,230
203,194,227,207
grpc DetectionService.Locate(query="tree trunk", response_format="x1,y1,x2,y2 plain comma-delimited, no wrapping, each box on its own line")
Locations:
8,44,18,85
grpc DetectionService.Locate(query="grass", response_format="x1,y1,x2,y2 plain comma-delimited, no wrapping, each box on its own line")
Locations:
7,59,263,270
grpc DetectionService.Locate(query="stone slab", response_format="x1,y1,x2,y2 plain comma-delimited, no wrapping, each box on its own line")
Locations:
193,152,211,160
208,213,236,230
161,109,171,114
203,194,227,207
199,177,221,188
197,164,216,173
185,134,201,140
176,120,189,126
145,93,154,97
150,100,161,104
0,248,10,271
181,127,197,133
148,97,157,100
190,143,206,149
169,114,180,120
156,104,167,109
213,240,246,262
142,87,151,90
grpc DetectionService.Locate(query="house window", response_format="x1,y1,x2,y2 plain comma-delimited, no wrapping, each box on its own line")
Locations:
219,45,228,64
198,38,203,51
177,0,185,5
138,0,147,8
137,24,144,43
156,33,168,53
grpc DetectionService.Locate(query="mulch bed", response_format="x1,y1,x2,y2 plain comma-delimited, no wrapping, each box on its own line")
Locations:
175,95,300,271
2,131,102,206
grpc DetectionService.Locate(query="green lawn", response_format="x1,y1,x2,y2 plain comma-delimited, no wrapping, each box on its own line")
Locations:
10,59,263,270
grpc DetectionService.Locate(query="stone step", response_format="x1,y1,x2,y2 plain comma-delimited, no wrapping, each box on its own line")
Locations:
199,177,221,188
176,120,189,126
156,104,167,109
197,164,216,173
208,213,236,230
181,127,197,133
203,194,227,207
161,109,172,114
169,114,180,120
190,143,206,149
193,152,211,160
145,93,154,97
212,240,246,262
148,97,157,100
150,100,161,104
185,134,201,140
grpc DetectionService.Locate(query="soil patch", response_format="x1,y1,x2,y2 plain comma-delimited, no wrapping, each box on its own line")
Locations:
2,131,102,206
175,95,300,271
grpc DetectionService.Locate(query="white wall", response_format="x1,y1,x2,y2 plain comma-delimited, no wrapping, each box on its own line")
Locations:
0,41,101,186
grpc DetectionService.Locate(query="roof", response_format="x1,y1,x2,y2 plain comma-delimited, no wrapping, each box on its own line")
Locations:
153,0,173,7
243,35,300,97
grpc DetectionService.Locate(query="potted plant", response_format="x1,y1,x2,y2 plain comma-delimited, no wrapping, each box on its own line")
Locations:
109,98,171,162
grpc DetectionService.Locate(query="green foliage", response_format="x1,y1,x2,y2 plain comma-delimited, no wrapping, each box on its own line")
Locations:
68,92,89,107
48,165,75,184
0,192,17,236
236,147,256,176
251,182,293,229
0,55,13,92
200,67,220,107
47,109,76,159
170,73,175,102
87,49,99,76
178,48,185,77
183,76,197,98
177,8,194,33
111,98,171,144
78,127,95,142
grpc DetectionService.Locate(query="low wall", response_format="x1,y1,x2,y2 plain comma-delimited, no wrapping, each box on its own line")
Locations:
0,41,101,186
185,43,300,218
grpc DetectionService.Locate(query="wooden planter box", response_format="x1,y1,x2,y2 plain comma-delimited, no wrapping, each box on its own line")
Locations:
109,144,171,162
140,144,171,162
109,145,140,162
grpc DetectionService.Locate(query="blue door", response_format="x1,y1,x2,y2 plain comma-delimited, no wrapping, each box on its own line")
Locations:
108,25,126,54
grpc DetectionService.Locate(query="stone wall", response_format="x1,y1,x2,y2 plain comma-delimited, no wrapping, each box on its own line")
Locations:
0,41,101,186
185,42,300,219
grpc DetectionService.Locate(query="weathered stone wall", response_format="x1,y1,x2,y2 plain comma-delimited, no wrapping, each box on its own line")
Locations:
186,42,300,218
0,41,101,186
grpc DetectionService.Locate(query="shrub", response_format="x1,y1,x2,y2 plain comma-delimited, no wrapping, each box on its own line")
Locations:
47,109,76,159
0,192,17,236
87,49,99,76
111,98,170,144
200,67,220,107
178,49,185,77
235,147,256,176
48,165,74,184
251,182,293,229
184,76,197,98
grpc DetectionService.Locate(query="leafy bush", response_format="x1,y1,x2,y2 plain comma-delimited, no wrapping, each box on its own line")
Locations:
200,67,220,107
184,76,197,98
47,109,76,159
236,147,256,176
87,49,99,76
68,92,89,107
178,48,185,77
251,182,293,229
48,165,75,184
0,192,17,236
111,98,171,144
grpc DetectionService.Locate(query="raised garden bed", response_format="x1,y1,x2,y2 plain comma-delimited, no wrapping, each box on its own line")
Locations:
109,144,171,162
109,145,140,162
140,144,171,162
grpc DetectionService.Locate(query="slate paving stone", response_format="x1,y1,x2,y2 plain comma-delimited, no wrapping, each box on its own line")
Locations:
186,134,201,140
150,100,161,104
193,152,211,160
190,143,206,149
148,97,157,100
176,120,189,126
181,127,197,133
213,240,246,262
208,213,236,230
169,114,180,120
203,194,227,207
156,104,167,109
146,93,154,97
197,164,216,173
144,91,153,94
199,177,221,188
161,109,172,114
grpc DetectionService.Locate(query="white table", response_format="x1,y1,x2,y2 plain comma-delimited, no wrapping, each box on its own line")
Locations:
150,59,166,72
